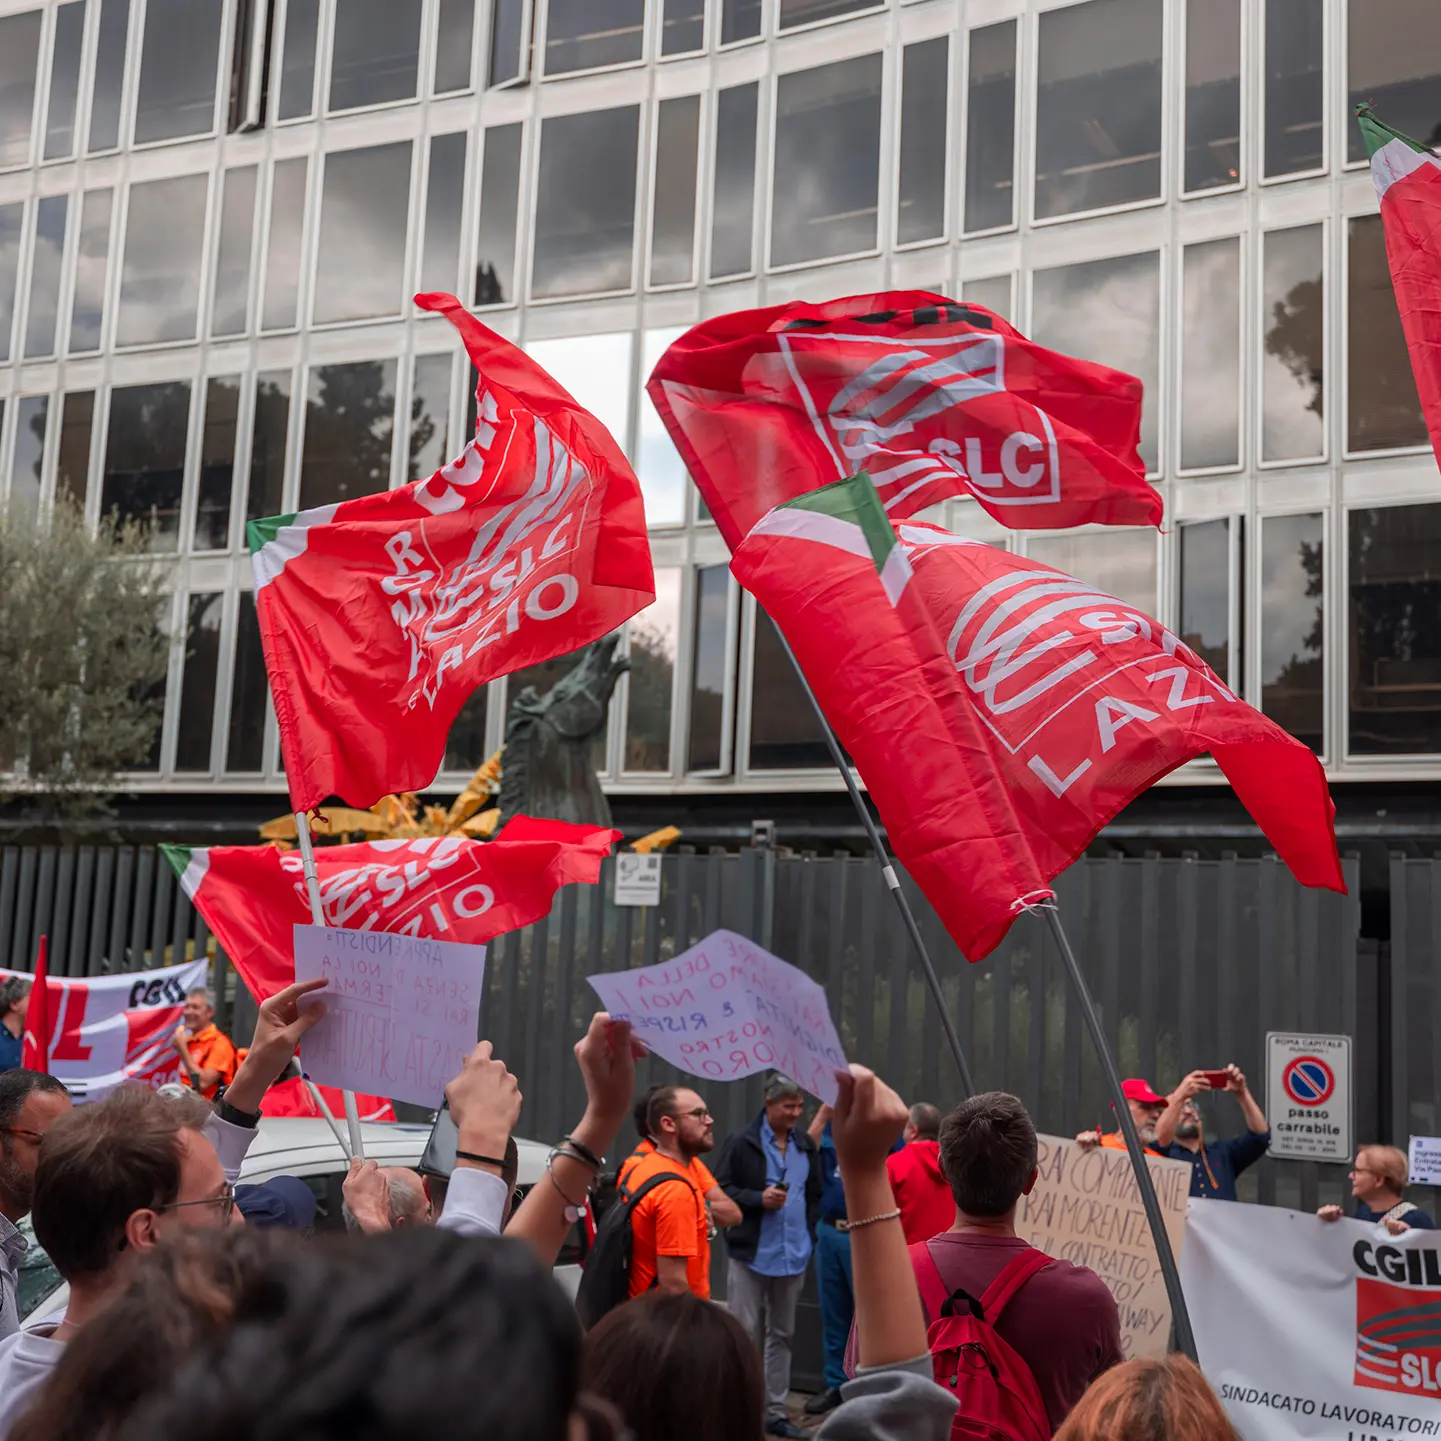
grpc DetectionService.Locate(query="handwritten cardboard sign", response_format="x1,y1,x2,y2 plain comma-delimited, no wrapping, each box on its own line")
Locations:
293,923,486,1108
587,928,847,1104
1015,1135,1191,1360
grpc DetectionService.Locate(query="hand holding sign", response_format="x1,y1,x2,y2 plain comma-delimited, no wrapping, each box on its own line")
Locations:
587,929,847,1103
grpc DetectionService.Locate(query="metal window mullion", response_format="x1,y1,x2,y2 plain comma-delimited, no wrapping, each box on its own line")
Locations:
157,584,185,778
208,579,242,775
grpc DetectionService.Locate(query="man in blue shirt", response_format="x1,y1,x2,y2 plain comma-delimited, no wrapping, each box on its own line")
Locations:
1154,1064,1271,1201
0,980,28,1073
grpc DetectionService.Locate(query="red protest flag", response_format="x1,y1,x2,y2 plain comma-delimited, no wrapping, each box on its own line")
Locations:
646,292,1160,551
260,1078,396,1123
731,473,1343,961
20,935,51,1073
247,292,654,812
162,819,618,1003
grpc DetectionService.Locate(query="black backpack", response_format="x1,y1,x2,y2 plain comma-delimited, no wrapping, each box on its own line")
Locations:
574,1170,691,1328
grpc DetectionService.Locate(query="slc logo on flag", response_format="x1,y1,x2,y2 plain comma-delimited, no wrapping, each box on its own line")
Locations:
1355,1273,1441,1394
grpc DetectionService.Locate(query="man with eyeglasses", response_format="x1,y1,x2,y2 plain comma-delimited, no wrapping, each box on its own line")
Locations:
1153,1064,1271,1201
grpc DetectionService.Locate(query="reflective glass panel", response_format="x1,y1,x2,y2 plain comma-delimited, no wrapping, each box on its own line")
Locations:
1185,0,1241,191
625,568,682,772
444,687,491,771
488,0,525,86
526,334,633,454
772,55,882,268
212,166,257,338
1031,250,1160,472
247,371,290,522
117,174,207,346
227,591,267,771
1350,504,1441,755
688,565,730,771
964,21,1015,233
315,142,412,324
299,360,397,510
1179,519,1230,682
749,608,828,769
55,390,94,510
639,327,688,526
1025,530,1157,613
1261,512,1324,752
421,133,466,296
262,157,308,330
711,82,757,278
408,352,453,481
1349,214,1427,453
545,0,643,75
720,0,760,44
0,203,20,362
0,11,41,169
24,194,66,360
662,0,705,56
780,0,876,26
650,94,699,287
961,275,1010,321
176,593,223,771
134,0,222,143
101,381,191,550
898,38,948,246
8,395,47,529
1035,0,1162,220
475,123,521,306
278,0,320,120
68,188,111,354
87,0,128,152
329,0,422,110
196,376,239,551
1181,237,1241,471
532,107,639,299
505,648,608,771
1261,224,1325,463
1348,0,1441,162
434,0,475,93
1264,0,1324,178
134,599,171,771
44,1,85,161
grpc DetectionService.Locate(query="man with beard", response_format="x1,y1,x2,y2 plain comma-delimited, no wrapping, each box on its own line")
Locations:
0,1071,71,1339
1154,1064,1270,1201
1074,1079,1167,1156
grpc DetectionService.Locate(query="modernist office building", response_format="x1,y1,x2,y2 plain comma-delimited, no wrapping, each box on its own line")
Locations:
0,0,1439,875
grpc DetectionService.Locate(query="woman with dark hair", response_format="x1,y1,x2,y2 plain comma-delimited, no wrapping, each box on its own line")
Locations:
1052,1356,1239,1441
583,1291,764,1441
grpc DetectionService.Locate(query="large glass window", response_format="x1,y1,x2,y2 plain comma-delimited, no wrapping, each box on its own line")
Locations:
55,390,94,510
639,328,688,526
24,195,67,360
772,55,883,268
444,688,491,771
779,0,876,26
1350,504,1441,755
246,372,291,522
262,158,308,331
0,204,20,363
1264,0,1324,178
44,1,86,161
625,568,682,772
545,0,643,75
175,594,223,771
408,353,452,481
711,82,757,279
1261,513,1324,752
1032,250,1161,473
526,334,633,454
532,107,639,299
87,0,128,152
68,188,111,354
1349,215,1427,453
227,592,267,771
898,38,948,247
0,11,41,170
117,175,207,347
1179,519,1231,682
1181,237,1241,471
748,608,828,769
434,0,475,93
650,95,700,287
196,377,239,551
688,565,731,772
8,396,47,529
475,123,522,306
1035,0,1162,220
962,275,1011,321
1347,1,1441,162
1262,224,1325,463
101,382,192,550
329,0,422,111
133,0,222,143
720,0,760,44
315,142,412,324
661,0,705,56
964,21,1015,234
488,0,526,86
420,133,466,296
1184,0,1241,191
1026,530,1158,613
278,0,320,120
298,361,397,510
212,167,257,339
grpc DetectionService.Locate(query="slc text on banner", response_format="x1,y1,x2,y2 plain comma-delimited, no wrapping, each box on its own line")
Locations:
293,923,486,1109
587,928,847,1104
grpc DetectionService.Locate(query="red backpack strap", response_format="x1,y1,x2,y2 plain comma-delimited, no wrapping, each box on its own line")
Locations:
910,1240,953,1321
977,1248,1053,1321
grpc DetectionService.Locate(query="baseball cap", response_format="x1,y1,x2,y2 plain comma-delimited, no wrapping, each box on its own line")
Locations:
1120,1078,1166,1105
235,1176,318,1230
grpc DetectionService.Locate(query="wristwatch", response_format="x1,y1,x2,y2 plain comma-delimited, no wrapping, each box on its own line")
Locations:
212,1086,262,1129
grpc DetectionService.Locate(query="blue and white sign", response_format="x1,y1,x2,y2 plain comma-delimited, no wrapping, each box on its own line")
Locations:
1266,1032,1351,1163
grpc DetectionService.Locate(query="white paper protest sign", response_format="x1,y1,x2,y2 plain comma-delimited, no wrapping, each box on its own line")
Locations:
293,923,486,1108
1410,1135,1441,1187
614,852,662,906
587,928,847,1103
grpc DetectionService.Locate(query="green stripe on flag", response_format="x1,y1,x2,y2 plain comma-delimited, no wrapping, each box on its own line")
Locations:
1356,104,1441,201
245,512,298,555
247,504,340,589
161,843,208,899
778,471,897,572
1356,104,1432,161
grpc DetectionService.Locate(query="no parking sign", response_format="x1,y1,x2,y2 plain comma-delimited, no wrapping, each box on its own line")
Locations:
1266,1032,1351,1162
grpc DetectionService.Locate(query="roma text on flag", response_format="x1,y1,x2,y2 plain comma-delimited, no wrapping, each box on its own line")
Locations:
731,472,1344,961
248,292,654,812
647,292,1160,551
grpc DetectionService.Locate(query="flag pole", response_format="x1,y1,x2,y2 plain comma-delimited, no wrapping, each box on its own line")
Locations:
1041,905,1197,1361
294,811,366,1161
775,631,975,1097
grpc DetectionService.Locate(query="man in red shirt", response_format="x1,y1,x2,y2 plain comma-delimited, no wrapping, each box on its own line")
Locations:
886,1102,953,1245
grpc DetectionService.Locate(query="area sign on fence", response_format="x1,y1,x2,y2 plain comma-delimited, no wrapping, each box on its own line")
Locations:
1265,1031,1351,1162
614,852,662,907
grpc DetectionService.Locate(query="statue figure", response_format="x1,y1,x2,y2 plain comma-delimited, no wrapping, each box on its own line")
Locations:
496,637,628,828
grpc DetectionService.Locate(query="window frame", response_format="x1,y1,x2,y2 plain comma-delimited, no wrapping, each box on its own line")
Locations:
471,118,527,311
893,28,953,254
1175,232,1247,478
537,0,649,83
683,561,740,778
645,90,704,292
1256,218,1329,471
773,0,886,40
960,15,1020,239
1178,0,1247,198
128,0,233,152
1259,0,1328,187
655,0,707,62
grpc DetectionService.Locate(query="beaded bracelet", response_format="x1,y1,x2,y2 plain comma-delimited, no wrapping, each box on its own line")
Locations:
845,1208,901,1231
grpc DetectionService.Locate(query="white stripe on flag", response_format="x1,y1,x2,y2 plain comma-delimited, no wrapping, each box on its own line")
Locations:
1372,135,1441,201
251,506,341,590
748,505,873,561
880,545,913,606
179,848,211,900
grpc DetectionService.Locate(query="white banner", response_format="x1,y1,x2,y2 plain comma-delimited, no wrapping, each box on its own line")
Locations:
1183,1199,1441,1439
0,958,208,1100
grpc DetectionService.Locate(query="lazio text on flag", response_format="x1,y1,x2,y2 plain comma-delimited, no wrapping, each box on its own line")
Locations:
646,292,1160,551
731,473,1344,961
248,292,654,811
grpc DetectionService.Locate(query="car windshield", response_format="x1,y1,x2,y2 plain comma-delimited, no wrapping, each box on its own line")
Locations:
16,1216,63,1321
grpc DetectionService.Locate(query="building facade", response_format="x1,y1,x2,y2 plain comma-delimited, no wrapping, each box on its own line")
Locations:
0,0,1439,857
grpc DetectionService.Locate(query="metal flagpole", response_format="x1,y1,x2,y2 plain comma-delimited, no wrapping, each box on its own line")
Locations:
294,812,366,1161
776,631,975,1097
1042,905,1198,1361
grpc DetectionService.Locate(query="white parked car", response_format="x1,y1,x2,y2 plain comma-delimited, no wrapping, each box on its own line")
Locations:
18,1118,581,1328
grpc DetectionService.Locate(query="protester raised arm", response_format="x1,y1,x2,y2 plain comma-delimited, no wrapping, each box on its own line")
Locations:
342,1159,393,1236
1225,1065,1269,1134
434,1040,523,1242
1154,1072,1210,1149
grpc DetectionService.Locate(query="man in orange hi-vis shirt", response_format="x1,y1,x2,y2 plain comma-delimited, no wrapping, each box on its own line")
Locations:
171,988,238,1099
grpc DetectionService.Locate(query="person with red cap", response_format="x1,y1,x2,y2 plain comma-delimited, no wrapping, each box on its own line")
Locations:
885,1102,955,1244
1075,1079,1167,1155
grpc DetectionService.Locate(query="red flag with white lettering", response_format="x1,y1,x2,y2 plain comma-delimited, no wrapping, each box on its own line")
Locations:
731,473,1343,960
20,935,51,1073
647,293,1160,551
